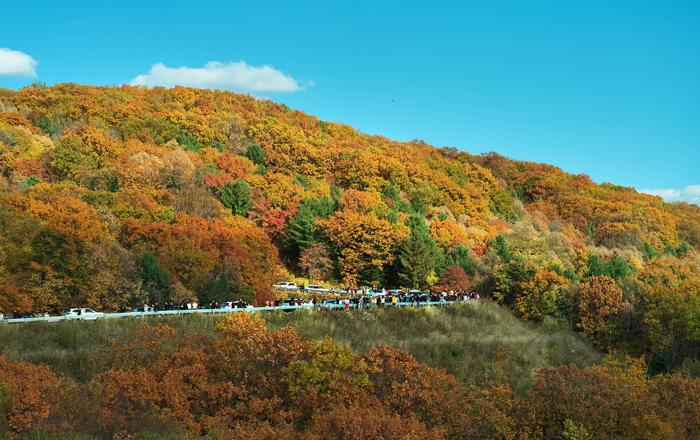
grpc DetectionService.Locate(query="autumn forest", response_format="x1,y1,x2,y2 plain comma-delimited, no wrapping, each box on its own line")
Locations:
1,84,700,439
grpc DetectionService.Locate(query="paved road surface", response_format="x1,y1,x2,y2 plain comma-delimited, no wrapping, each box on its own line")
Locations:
1,300,459,324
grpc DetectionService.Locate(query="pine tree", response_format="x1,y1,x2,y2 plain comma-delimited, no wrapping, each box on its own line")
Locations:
285,197,335,254
490,234,515,262
286,208,317,252
221,180,252,216
138,252,170,304
445,245,475,276
398,215,442,289
245,143,265,165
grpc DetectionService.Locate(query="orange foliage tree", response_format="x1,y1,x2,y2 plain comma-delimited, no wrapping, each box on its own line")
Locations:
320,210,408,286
574,275,625,336
0,357,61,435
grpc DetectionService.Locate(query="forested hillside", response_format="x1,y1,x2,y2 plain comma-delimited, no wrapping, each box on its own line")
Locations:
1,83,699,374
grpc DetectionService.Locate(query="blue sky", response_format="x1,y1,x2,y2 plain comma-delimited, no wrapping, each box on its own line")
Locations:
1,0,699,202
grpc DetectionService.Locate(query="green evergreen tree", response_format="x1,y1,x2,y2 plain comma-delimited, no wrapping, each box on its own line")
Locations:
586,254,604,277
176,134,201,152
37,115,61,137
643,242,662,260
196,263,255,304
676,242,692,257
245,143,265,165
285,197,336,254
382,183,411,212
603,256,634,279
398,215,442,289
220,180,252,216
445,245,475,276
586,254,633,279
490,234,516,262
138,252,170,304
286,208,317,252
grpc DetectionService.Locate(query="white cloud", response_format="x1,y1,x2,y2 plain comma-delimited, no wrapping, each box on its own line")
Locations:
0,48,38,77
130,61,303,93
641,184,700,205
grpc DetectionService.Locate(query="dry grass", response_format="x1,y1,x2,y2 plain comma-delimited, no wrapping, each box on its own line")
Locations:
0,301,600,390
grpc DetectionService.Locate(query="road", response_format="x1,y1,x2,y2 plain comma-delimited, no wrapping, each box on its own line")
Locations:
0,300,459,324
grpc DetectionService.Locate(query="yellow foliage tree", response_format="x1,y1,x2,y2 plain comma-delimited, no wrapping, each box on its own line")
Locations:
320,210,408,286
517,269,570,321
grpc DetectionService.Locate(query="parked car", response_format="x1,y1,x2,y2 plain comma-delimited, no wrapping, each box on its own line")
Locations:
273,281,298,290
305,284,331,293
321,298,342,307
221,301,250,309
64,308,104,320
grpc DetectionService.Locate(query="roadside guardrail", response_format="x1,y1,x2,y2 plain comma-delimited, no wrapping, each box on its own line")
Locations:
1,301,459,324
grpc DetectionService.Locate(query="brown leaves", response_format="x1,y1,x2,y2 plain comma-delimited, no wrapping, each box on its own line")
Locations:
298,243,333,282
0,284,32,314
433,265,472,292
0,356,61,435
521,359,681,440
575,275,625,336
306,400,443,440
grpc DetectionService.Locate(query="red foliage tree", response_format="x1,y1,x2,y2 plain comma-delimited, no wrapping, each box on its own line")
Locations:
433,265,472,292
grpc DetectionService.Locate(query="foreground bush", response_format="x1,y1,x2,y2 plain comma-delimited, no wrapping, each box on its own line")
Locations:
1,313,699,439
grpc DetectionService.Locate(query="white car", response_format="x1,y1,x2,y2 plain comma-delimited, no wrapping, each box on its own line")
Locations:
221,301,251,309
64,308,105,320
305,284,330,293
273,281,298,290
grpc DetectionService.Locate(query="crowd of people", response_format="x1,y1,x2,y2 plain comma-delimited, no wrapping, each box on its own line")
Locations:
120,288,481,314
265,289,480,310
120,301,212,313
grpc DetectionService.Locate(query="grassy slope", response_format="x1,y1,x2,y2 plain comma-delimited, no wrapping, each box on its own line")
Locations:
0,301,598,391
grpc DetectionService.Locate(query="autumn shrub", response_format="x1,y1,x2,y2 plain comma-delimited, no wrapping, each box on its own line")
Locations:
305,400,442,440
0,357,61,435
521,357,681,439
573,275,625,337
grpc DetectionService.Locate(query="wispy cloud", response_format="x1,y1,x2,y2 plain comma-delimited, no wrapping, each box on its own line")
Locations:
0,48,37,77
641,184,700,205
130,61,304,93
